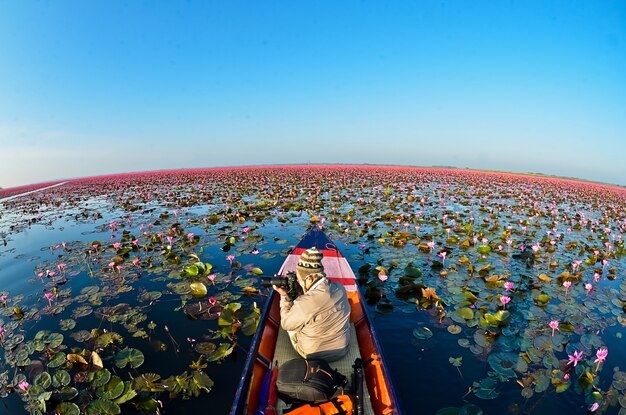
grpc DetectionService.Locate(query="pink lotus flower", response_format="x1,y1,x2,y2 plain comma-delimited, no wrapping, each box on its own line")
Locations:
133,258,140,267
226,255,235,264
166,236,173,245
133,239,139,246
18,381,29,392
251,249,259,255
187,232,194,240
207,274,216,285
500,295,511,308
503,282,514,291
57,263,67,272
108,261,116,268
549,320,559,336
437,251,447,266
427,241,435,250
589,402,599,412
567,350,583,367
563,280,571,295
209,297,217,306
0,295,7,302
593,272,601,283
594,347,608,371
113,242,122,249
44,292,53,306
378,274,388,282
585,283,592,292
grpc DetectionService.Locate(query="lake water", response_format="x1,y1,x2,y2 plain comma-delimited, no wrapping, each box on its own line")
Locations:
0,166,624,415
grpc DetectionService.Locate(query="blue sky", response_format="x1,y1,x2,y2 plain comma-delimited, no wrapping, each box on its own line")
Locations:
1,1,625,188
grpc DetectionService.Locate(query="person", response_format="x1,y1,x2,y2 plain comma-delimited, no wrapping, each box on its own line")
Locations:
273,247,351,362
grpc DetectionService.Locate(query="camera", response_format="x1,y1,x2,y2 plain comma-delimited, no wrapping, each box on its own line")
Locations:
261,271,303,301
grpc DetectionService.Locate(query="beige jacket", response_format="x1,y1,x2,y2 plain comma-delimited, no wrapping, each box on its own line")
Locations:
279,278,351,357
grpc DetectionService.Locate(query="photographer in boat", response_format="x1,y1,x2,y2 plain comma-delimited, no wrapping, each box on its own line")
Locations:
272,247,351,362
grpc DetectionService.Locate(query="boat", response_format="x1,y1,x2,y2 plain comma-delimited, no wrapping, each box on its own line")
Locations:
230,227,402,415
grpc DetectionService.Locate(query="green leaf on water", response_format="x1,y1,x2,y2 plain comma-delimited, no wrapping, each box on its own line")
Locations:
487,352,519,378
115,347,144,369
113,381,137,404
182,265,199,277
49,352,67,368
192,371,214,393
578,371,595,389
57,386,79,402
96,376,124,400
477,245,491,254
455,307,474,320
95,332,123,349
413,326,433,340
218,303,242,327
206,343,234,362
54,402,80,415
448,325,462,335
189,281,207,298
90,369,111,388
59,319,76,331
52,370,71,387
86,399,121,415
473,377,499,400
34,372,52,388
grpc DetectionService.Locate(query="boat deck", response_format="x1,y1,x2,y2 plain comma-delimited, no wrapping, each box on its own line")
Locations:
273,324,375,414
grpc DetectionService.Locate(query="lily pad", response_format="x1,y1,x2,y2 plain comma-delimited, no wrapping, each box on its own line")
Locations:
455,307,474,320
448,325,462,335
206,343,235,362
413,326,433,340
59,319,76,331
192,371,214,393
96,376,124,400
115,347,144,369
488,352,520,378
91,369,112,387
56,386,79,401
34,371,52,388
195,342,217,354
113,381,137,404
189,281,208,298
70,330,92,342
48,352,67,368
86,399,121,415
52,370,71,388
54,402,80,415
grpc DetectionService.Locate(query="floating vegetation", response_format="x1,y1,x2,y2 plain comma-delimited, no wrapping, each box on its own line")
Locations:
0,166,624,414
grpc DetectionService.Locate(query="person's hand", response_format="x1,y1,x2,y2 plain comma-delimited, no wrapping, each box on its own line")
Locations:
272,285,288,297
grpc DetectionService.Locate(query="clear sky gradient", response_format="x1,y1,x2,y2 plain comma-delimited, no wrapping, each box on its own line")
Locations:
1,1,625,188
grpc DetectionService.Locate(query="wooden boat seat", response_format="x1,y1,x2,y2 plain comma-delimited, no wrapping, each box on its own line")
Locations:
273,324,375,414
